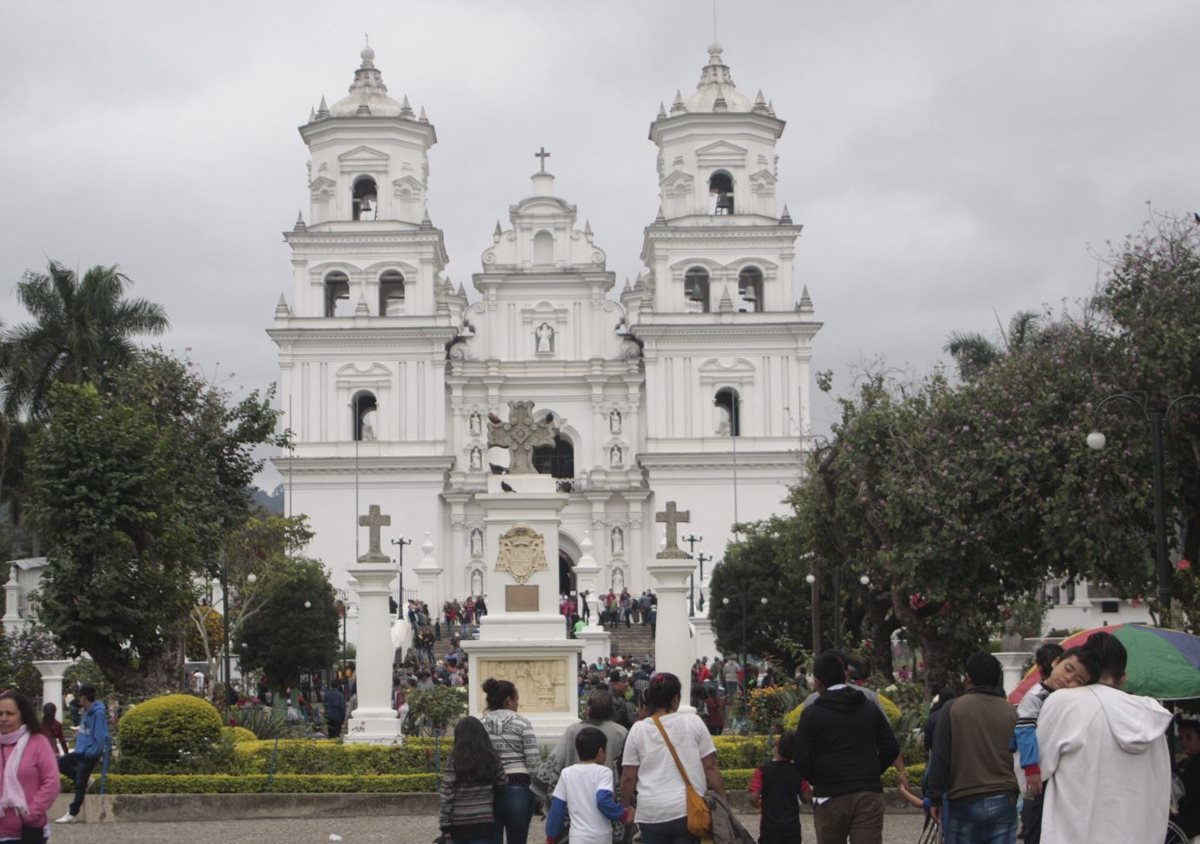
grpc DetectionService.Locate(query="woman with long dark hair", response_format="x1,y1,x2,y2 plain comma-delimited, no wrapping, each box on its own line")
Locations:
619,673,727,844
480,678,540,844
439,716,506,844
0,691,59,843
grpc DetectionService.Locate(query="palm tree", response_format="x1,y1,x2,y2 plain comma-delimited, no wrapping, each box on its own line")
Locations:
0,261,169,419
945,309,1041,380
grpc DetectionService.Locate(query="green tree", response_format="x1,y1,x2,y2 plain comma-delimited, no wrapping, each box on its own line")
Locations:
0,261,168,420
27,351,280,695
236,558,338,692
0,622,60,702
944,309,1042,380
708,518,815,673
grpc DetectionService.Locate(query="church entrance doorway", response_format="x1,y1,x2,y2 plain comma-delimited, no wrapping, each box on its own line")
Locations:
558,549,575,597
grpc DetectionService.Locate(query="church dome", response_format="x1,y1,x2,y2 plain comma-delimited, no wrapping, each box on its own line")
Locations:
680,43,754,113
327,45,411,118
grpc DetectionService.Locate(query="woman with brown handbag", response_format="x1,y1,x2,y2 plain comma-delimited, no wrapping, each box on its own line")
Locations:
619,672,727,844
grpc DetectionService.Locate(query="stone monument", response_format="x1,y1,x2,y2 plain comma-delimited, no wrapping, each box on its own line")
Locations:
345,504,403,743
648,500,697,713
572,533,611,665
462,401,583,739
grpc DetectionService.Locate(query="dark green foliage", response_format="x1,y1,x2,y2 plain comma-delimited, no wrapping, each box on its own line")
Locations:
236,558,338,691
117,694,227,773
26,351,281,695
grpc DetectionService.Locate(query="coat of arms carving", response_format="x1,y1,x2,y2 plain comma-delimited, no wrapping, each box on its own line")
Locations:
495,525,547,584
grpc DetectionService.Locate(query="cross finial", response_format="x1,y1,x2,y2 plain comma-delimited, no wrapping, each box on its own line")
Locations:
535,147,551,173
655,501,691,558
358,504,391,562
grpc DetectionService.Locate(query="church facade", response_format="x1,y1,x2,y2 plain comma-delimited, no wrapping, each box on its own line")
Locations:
269,42,822,615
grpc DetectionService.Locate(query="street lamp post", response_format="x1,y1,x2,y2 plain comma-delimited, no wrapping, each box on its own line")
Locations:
391,536,412,613
219,560,255,707
803,553,821,653
696,552,712,612
682,533,703,617
1087,393,1200,628
722,594,768,681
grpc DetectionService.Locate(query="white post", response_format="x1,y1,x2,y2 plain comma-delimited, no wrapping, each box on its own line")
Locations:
33,660,75,712
995,652,1029,697
573,534,611,665
414,533,443,613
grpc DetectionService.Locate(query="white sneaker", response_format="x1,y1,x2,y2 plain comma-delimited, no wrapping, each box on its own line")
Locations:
54,812,78,824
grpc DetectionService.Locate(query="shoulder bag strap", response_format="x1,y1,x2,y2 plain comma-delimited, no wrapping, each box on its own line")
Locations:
652,714,697,791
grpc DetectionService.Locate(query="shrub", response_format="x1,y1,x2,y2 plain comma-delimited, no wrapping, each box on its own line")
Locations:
782,703,804,733
232,739,445,775
711,735,770,769
118,694,225,773
93,773,438,794
222,726,258,743
232,706,288,739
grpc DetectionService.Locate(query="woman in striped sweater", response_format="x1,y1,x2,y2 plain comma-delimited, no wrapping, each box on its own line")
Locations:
440,716,507,844
480,678,541,843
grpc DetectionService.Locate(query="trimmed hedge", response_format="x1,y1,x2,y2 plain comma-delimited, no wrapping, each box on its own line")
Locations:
222,726,258,744
94,773,438,794
118,694,225,772
232,740,447,775
74,764,923,795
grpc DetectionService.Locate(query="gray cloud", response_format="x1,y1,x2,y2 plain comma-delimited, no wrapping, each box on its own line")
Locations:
2,1,1197,475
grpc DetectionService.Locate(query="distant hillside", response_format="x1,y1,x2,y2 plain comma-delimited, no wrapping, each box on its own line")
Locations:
250,485,285,515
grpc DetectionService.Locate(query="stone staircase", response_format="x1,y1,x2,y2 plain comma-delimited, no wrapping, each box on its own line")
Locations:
606,622,656,663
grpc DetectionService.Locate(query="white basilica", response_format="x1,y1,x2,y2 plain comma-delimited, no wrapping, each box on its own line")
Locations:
269,42,822,613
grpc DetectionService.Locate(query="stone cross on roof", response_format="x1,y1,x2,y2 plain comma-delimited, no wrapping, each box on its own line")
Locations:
655,500,691,559
488,400,556,475
358,504,391,563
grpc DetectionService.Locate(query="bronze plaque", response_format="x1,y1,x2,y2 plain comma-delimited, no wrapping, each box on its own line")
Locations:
505,584,539,612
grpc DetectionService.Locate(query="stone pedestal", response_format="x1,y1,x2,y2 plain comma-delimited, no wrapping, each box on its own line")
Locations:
414,533,443,614
345,560,403,744
33,660,75,710
3,582,23,636
572,534,611,666
462,474,582,739
691,617,717,664
648,554,696,714
996,652,1030,697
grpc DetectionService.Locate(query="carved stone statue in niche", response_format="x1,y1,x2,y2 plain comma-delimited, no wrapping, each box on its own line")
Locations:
469,446,482,472
470,528,483,558
610,445,622,467
611,526,624,556
470,568,484,597
609,409,622,434
469,411,482,437
360,408,377,441
535,322,554,353
612,568,624,592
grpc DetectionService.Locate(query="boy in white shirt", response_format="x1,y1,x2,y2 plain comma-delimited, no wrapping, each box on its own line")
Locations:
545,727,634,844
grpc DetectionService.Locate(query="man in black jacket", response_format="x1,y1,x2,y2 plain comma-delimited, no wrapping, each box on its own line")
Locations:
795,651,899,844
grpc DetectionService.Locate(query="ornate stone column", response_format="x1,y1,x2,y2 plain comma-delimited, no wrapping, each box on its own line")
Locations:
648,501,696,713
345,504,403,744
33,660,74,711
414,533,444,614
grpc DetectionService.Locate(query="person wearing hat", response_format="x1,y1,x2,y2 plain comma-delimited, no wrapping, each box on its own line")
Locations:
608,670,636,729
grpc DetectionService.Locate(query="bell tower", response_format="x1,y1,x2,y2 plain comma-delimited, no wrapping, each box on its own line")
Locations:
629,43,821,554
270,44,465,594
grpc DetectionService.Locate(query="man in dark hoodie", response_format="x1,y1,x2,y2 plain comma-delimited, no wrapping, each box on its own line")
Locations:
794,651,899,844
925,652,1019,843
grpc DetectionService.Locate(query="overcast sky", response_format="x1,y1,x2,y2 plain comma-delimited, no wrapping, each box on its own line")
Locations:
3,1,1198,488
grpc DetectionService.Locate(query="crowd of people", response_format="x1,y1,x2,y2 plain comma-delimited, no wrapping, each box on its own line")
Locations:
434,630,1191,844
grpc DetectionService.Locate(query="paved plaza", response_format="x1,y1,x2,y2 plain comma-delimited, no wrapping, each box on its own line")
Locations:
50,810,931,843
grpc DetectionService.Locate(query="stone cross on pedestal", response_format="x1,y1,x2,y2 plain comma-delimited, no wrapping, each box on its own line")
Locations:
358,504,391,563
488,401,556,475
655,501,691,559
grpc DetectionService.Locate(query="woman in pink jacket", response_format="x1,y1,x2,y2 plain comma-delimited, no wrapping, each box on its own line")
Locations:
0,691,60,843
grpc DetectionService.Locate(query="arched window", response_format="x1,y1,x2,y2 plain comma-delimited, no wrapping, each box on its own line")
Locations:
324,271,351,317
714,387,741,437
379,270,405,315
352,390,378,441
709,170,734,215
352,176,378,221
684,267,710,313
533,417,575,479
737,267,764,313
533,230,554,265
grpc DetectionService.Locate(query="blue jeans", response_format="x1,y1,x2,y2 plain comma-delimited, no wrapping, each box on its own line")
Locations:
59,752,100,816
638,816,698,844
945,792,1018,844
490,783,534,844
